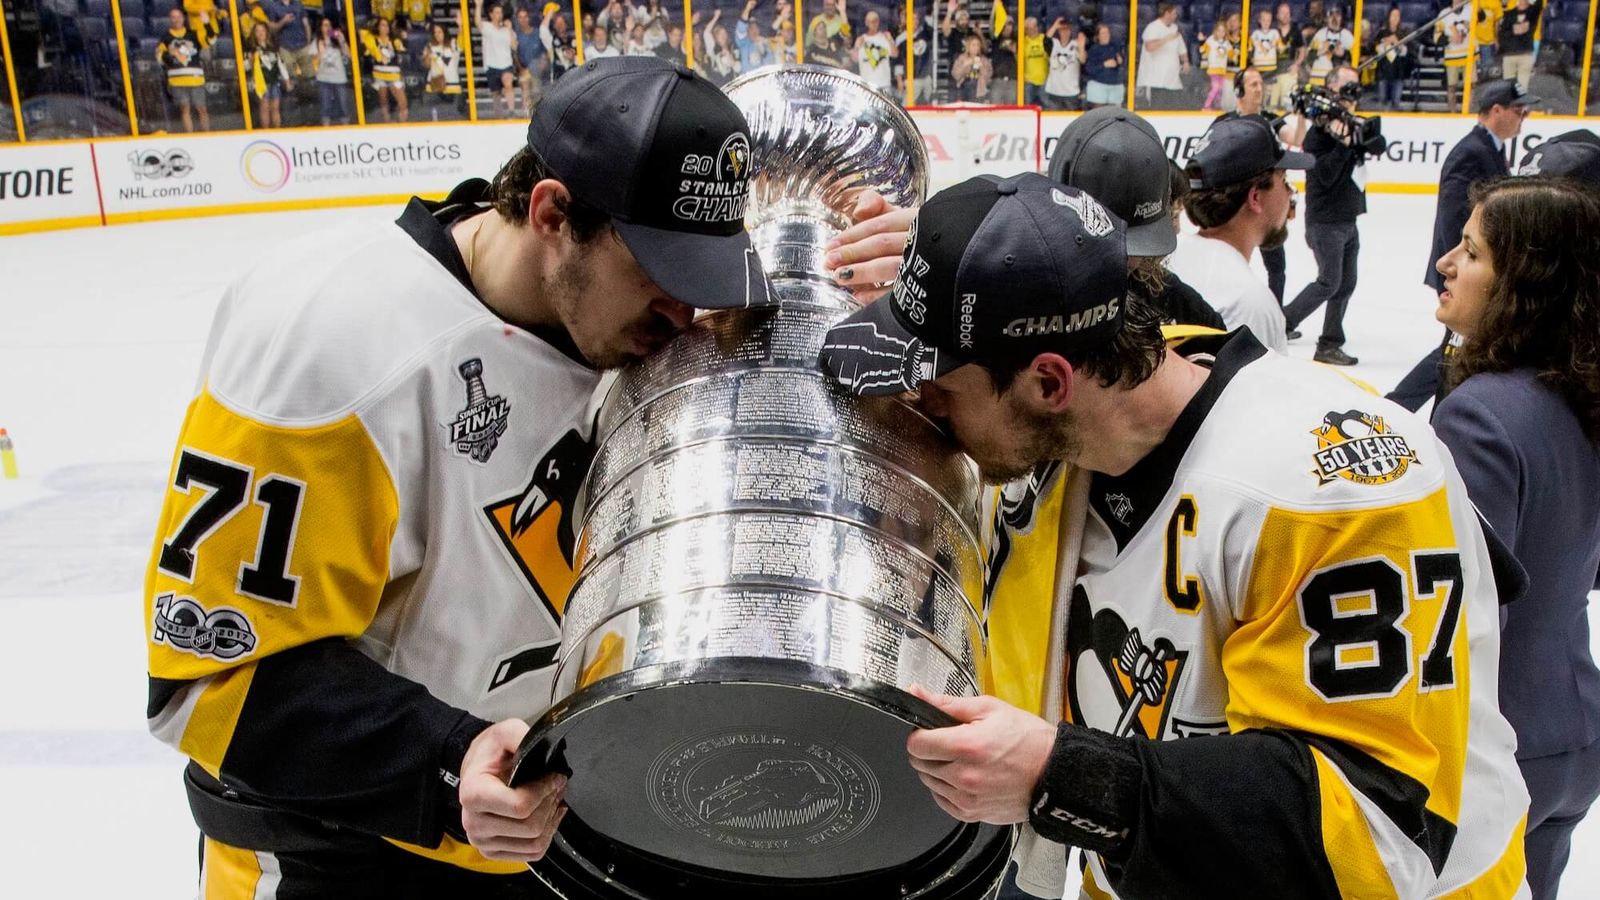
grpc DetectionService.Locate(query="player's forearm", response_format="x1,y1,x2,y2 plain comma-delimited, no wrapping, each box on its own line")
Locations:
1030,725,1350,898
151,639,493,846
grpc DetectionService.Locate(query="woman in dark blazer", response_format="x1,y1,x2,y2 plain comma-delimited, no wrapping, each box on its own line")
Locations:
1432,176,1600,900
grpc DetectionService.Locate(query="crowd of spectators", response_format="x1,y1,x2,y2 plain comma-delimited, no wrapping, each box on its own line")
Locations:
4,0,1588,138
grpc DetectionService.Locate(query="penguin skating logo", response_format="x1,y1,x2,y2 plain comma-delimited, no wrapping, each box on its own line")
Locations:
1311,409,1420,486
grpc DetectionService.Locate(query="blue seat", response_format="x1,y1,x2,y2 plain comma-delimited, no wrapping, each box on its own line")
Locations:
1547,18,1584,45
81,17,110,40
213,36,234,58
84,0,111,16
1100,4,1128,23
122,17,146,39
1191,4,1217,26
121,0,146,18
146,0,177,16
1558,2,1590,22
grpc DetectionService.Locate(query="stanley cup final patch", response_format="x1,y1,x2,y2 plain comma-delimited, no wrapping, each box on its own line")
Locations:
448,358,511,463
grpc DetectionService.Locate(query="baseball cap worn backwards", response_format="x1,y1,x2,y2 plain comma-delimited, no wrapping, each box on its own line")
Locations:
1187,116,1314,190
1047,107,1177,258
820,172,1130,397
526,56,773,310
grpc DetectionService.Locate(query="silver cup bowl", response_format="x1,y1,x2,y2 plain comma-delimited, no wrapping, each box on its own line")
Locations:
512,65,1011,900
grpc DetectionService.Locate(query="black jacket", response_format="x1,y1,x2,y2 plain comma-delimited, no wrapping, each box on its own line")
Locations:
1303,124,1383,225
1423,124,1508,291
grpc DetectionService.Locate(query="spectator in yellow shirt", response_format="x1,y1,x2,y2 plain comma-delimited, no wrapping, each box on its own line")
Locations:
1022,16,1049,105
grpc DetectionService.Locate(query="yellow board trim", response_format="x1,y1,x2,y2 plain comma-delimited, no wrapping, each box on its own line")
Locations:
103,193,439,226
0,215,107,236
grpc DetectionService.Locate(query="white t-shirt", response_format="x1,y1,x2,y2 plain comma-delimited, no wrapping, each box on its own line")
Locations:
1308,27,1353,80
479,21,516,69
857,31,894,89
1167,233,1287,353
1136,20,1184,90
1045,36,1081,97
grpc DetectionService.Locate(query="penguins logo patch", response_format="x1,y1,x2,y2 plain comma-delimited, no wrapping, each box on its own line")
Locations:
1063,586,1224,739
1311,409,1419,486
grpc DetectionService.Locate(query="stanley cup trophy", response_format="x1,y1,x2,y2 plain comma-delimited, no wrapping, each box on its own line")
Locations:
511,66,1012,900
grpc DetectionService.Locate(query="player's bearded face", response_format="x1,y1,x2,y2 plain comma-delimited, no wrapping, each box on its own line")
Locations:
548,233,694,369
922,369,1083,484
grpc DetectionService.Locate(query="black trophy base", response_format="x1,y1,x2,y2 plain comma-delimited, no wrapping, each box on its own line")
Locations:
510,658,1012,900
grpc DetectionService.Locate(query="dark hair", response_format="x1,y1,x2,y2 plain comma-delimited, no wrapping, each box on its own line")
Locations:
489,143,613,243
1167,158,1190,210
1449,177,1600,440
1182,168,1275,229
980,295,1167,393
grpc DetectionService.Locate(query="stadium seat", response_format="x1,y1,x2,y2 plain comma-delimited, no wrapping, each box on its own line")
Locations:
213,36,234,58
122,17,146,39
81,17,110,41
1557,2,1590,23
1547,18,1584,45
84,0,111,16
1191,3,1217,27
121,0,146,18
147,0,177,17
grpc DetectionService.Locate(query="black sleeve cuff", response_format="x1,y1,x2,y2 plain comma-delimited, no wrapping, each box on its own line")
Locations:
437,711,495,843
1027,723,1141,859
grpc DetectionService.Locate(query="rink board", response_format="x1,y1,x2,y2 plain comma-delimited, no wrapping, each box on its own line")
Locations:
0,112,1594,234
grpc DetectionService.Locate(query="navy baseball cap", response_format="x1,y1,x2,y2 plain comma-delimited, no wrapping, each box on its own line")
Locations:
1047,108,1177,257
1187,116,1313,189
820,173,1129,397
1476,79,1540,113
1518,130,1600,186
526,56,773,310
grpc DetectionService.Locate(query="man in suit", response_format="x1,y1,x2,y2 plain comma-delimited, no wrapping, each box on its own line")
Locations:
1423,79,1537,293
1389,79,1536,412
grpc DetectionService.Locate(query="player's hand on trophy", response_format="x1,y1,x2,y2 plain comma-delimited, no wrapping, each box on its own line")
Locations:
460,718,569,862
825,189,918,302
904,685,1056,826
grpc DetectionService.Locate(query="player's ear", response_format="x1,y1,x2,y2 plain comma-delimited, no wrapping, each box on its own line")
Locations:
527,179,572,237
1028,353,1076,414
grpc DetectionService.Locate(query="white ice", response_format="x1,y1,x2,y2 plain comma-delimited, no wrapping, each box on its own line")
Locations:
1,196,1596,898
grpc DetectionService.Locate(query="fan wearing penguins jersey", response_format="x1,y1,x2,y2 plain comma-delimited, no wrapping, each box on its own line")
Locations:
819,172,1531,900
142,58,773,899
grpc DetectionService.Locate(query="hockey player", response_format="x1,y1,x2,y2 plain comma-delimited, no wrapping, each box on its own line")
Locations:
819,172,1531,899
143,57,771,898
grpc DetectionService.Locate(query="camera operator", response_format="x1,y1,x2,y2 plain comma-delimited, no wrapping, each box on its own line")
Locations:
1281,65,1386,365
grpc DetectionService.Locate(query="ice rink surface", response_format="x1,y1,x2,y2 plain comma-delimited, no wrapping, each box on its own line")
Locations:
2,195,1597,898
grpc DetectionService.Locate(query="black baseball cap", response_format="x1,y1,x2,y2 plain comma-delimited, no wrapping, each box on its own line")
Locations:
1477,79,1540,113
1518,130,1600,186
819,173,1129,397
1187,115,1313,189
1047,107,1176,257
526,56,772,309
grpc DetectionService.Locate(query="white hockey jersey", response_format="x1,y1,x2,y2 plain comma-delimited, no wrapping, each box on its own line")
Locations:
984,331,1530,899
144,186,602,872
